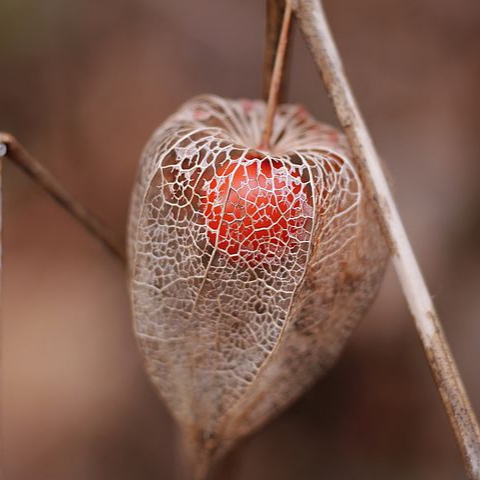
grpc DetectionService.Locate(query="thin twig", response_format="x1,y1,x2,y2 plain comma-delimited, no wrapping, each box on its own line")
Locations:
293,0,480,478
260,0,293,150
0,132,125,262
0,149,3,480
262,0,290,102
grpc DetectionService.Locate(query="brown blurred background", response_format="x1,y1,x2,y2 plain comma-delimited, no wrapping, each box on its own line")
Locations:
1,0,480,479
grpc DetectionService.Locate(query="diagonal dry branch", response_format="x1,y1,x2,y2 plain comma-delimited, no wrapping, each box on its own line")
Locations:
0,150,3,480
0,133,125,261
0,134,124,480
285,0,480,478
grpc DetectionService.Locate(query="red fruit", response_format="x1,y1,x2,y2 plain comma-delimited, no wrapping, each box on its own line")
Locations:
201,152,311,265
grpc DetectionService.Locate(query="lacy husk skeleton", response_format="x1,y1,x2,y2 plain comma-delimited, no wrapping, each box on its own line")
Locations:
128,95,388,476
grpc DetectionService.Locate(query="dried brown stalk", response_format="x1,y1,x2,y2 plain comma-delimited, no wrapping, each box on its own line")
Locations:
0,150,3,480
0,133,125,261
0,133,123,480
260,0,293,150
262,0,293,103
287,0,480,477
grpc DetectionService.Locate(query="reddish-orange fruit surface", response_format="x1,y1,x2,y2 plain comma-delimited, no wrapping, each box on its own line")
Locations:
201,152,311,264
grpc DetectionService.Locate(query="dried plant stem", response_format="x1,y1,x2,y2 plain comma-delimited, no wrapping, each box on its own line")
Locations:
260,0,293,150
262,0,291,102
0,152,3,480
0,133,125,262
292,0,480,477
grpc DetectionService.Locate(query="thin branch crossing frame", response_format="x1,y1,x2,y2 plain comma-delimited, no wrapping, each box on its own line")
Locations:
279,0,480,477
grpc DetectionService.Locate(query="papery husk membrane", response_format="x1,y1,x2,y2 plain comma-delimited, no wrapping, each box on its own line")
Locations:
128,95,388,476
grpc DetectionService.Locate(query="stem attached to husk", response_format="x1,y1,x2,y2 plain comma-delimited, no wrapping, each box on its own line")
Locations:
292,0,480,478
260,0,293,151
262,0,292,103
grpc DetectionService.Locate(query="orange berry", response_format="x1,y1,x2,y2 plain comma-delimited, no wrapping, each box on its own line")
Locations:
201,152,310,265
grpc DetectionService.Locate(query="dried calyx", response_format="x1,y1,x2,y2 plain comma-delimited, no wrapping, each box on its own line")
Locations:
128,95,388,478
